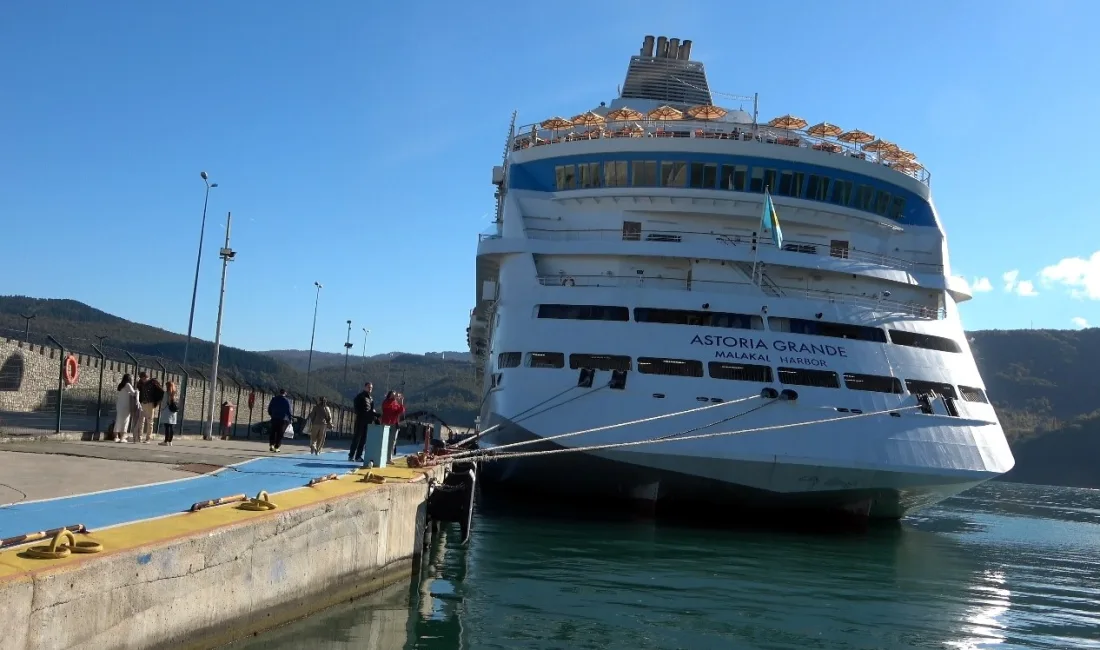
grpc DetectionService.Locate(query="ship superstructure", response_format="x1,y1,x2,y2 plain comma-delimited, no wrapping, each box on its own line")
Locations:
467,35,1013,519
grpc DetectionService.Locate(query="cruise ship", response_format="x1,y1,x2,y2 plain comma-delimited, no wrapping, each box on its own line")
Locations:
467,35,1014,519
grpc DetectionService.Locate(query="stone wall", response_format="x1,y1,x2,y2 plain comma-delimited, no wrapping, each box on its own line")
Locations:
0,337,351,436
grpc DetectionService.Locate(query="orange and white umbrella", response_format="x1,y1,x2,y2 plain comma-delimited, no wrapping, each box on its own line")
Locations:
768,114,808,130
540,116,573,130
806,122,843,138
686,104,728,120
837,129,874,144
605,107,645,121
648,105,683,120
571,111,606,128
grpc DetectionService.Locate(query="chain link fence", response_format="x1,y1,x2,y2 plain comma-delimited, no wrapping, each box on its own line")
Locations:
0,326,354,440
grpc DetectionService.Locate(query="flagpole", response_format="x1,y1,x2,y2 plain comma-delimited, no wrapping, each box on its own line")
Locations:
751,187,769,286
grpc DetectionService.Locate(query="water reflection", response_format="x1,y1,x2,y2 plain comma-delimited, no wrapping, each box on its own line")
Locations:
244,482,1100,650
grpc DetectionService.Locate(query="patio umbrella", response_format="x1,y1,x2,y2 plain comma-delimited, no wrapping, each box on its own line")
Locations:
806,122,843,138
767,114,808,130
605,107,645,121
571,111,606,128
648,105,683,120
686,104,728,120
837,129,874,144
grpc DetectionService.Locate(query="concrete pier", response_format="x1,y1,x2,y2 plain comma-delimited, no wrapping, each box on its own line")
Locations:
0,439,439,650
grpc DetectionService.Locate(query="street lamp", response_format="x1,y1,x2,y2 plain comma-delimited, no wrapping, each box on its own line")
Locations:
304,282,322,398
181,171,217,434
204,211,236,441
342,320,353,384
19,313,35,344
361,328,370,374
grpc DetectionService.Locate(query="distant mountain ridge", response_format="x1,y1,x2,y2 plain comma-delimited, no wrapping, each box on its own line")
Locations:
4,295,1100,486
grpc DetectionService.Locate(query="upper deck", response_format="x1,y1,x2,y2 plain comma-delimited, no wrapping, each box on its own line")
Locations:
505,34,928,187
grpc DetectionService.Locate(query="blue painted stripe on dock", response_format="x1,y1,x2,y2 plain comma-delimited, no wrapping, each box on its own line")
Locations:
0,452,364,539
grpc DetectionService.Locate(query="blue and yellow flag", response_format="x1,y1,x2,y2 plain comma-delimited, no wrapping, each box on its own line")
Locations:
761,189,784,249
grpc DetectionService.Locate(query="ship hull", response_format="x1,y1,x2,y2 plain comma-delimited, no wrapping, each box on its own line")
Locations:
476,414,995,521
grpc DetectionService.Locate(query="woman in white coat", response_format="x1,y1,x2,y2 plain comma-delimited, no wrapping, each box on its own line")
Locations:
158,380,179,446
113,374,137,442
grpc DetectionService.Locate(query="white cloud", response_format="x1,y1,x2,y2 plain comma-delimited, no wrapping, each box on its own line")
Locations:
1002,270,1020,292
1015,280,1039,297
971,277,993,293
1071,317,1089,329
1039,251,1100,300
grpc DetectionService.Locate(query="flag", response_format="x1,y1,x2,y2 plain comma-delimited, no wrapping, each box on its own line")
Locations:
760,189,784,249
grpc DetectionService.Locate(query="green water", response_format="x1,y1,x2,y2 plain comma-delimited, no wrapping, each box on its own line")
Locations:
236,482,1100,649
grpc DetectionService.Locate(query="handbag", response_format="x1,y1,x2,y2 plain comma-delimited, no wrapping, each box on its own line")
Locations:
168,400,179,413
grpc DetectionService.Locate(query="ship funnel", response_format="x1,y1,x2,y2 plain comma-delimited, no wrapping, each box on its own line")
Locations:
655,36,668,58
641,35,655,57
679,39,692,60
667,38,680,58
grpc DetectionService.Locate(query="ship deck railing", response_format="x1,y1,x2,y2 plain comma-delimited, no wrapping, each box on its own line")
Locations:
535,275,945,320
511,120,930,185
485,227,943,275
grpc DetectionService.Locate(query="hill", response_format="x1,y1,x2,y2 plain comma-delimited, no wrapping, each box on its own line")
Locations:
6,294,1100,483
0,295,480,424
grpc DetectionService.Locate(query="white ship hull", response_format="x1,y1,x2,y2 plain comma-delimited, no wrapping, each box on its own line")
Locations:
468,35,1014,520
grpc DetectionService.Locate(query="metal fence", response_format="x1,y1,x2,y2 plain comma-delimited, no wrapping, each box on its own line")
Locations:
0,325,355,439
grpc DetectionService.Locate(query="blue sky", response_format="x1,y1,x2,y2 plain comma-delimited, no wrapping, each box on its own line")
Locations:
1,1,1097,356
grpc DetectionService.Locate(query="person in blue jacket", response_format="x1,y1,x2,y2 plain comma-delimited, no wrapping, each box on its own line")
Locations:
267,388,293,453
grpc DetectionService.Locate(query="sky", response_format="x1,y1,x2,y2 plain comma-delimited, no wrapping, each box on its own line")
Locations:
1,1,1098,356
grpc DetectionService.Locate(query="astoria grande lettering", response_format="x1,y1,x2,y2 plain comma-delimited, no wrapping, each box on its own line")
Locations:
690,334,848,358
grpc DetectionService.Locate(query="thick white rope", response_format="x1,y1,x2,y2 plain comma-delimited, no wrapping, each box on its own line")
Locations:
452,404,922,464
447,393,763,459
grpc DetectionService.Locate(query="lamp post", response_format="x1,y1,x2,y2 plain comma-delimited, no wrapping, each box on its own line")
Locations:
204,211,236,441
304,282,322,399
181,171,217,434
342,320,353,384
361,328,370,375
19,313,35,344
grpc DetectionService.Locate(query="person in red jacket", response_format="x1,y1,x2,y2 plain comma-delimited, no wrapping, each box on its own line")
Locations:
381,391,405,455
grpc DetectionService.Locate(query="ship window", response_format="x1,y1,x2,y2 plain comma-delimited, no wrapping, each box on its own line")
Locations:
709,362,773,383
888,330,962,353
769,316,887,342
606,161,629,187
579,162,601,188
750,168,777,193
830,240,849,259
854,184,875,211
720,164,747,191
555,165,576,190
689,162,717,189
778,367,840,388
634,307,764,330
782,243,816,254
569,354,632,371
806,175,831,201
622,221,642,241
874,190,891,216
829,179,853,206
537,304,630,321
843,373,903,393
958,385,989,403
527,352,565,369
632,161,657,186
638,357,704,377
776,171,805,198
497,352,521,369
887,196,906,220
661,161,688,187
904,379,957,399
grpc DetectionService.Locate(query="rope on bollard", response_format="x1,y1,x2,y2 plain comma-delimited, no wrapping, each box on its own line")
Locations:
2,523,87,550
307,474,339,487
238,490,277,511
22,528,103,559
189,494,247,513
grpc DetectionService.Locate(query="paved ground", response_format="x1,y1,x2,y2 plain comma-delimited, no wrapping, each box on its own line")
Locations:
0,435,357,506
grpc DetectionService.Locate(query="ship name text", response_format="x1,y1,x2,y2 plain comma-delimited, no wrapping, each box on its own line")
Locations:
690,334,848,368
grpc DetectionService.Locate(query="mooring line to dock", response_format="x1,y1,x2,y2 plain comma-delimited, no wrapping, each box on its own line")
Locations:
447,382,613,450
448,392,763,460
456,404,924,464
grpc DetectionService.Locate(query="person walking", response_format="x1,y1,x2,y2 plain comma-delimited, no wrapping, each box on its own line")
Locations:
349,381,378,462
267,389,293,453
113,374,137,443
381,391,406,456
307,396,333,455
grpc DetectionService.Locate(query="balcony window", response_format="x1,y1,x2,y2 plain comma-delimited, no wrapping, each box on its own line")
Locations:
689,163,717,189
661,161,688,187
829,179,852,206
776,171,805,198
887,196,906,220
806,175,831,201
632,161,657,186
605,161,629,187
579,162,601,188
555,165,575,190
720,164,747,191
854,184,875,211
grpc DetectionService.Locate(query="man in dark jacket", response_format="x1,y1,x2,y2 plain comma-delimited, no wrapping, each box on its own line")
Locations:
349,382,378,462
267,389,293,453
